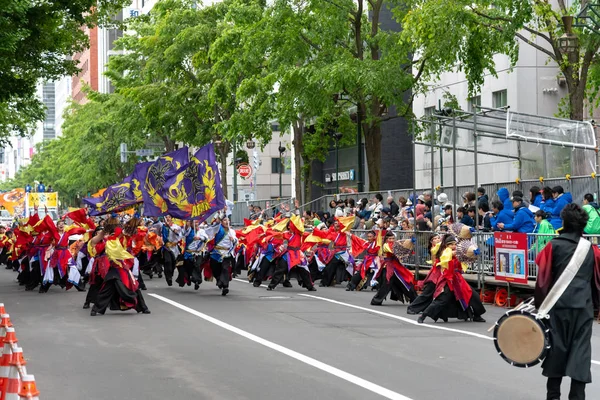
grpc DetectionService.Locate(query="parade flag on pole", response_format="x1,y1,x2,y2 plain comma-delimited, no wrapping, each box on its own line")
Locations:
160,144,225,221
142,147,189,217
131,161,152,202
83,174,140,216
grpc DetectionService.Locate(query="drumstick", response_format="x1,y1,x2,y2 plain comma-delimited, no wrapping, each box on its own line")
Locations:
487,324,496,332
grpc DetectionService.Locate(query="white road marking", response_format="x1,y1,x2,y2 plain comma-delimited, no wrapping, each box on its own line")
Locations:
233,277,267,288
298,294,493,341
149,293,414,400
233,278,600,367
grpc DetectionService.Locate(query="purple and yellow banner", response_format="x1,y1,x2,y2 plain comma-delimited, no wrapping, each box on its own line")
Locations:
142,147,189,217
83,175,138,216
161,144,225,221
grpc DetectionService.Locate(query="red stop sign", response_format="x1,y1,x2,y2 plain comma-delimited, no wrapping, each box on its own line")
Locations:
237,163,253,179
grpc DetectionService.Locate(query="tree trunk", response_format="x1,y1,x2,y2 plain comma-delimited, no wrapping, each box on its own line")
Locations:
162,136,176,153
569,81,588,176
292,118,304,204
302,162,312,204
569,82,585,122
363,121,381,191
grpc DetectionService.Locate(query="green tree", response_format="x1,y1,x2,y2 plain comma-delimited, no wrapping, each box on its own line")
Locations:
1,92,149,207
0,0,128,139
257,0,421,193
107,0,274,199
402,0,600,121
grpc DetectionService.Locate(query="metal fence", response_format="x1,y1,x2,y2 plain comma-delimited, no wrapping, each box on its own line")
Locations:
349,230,600,289
297,175,599,215
230,198,294,225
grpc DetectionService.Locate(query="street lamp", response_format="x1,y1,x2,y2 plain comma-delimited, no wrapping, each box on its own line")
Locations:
558,16,579,55
574,1,600,34
332,132,343,194
278,142,286,198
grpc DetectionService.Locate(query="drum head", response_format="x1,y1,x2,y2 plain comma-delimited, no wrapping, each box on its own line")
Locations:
495,314,547,367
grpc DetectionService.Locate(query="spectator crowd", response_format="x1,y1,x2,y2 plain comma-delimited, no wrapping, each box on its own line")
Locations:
254,186,600,237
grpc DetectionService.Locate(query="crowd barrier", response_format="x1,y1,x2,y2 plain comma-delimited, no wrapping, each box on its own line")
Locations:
349,230,600,289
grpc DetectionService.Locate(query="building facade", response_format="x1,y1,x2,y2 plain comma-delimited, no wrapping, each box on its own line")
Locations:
412,39,571,191
225,125,292,201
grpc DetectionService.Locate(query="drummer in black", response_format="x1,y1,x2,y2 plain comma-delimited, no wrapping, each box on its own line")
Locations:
535,204,600,400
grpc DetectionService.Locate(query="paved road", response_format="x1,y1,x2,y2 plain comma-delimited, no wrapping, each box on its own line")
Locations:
2,269,600,400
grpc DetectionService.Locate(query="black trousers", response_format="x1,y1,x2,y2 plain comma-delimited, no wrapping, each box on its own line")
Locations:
268,258,314,290
253,257,275,286
372,273,417,304
25,260,40,291
547,377,586,400
191,255,207,284
85,277,104,306
92,279,148,314
347,270,375,291
0,248,9,267
210,257,233,289
161,249,175,283
17,258,30,285
234,254,245,276
407,282,436,314
321,258,348,286
136,265,146,289
175,256,190,287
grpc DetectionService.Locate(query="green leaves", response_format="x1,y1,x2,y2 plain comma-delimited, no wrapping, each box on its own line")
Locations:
0,0,130,139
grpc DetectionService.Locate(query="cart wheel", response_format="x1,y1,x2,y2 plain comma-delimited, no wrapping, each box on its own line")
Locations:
495,288,508,307
481,289,495,304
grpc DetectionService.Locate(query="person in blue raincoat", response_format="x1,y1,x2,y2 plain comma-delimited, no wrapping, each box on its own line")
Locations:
497,188,513,216
549,186,573,230
541,186,555,215
491,197,513,231
497,197,535,233
529,186,543,208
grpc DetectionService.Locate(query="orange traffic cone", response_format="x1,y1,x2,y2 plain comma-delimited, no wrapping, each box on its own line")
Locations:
2,328,17,348
8,348,26,379
0,328,16,398
0,305,6,316
0,316,13,341
17,375,38,400
2,347,23,400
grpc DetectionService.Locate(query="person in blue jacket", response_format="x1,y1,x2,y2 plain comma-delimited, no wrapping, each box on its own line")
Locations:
540,186,555,214
549,185,573,230
490,199,513,230
529,186,543,208
497,197,535,233
497,187,513,213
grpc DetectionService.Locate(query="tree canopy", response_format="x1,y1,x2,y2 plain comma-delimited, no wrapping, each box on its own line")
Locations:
4,0,598,205
402,0,600,120
0,0,129,139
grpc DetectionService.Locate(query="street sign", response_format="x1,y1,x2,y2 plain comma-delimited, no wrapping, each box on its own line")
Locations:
120,143,128,163
135,149,154,157
252,148,260,173
237,163,253,179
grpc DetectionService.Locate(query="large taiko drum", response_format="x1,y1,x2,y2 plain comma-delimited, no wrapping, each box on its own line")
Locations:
492,298,551,368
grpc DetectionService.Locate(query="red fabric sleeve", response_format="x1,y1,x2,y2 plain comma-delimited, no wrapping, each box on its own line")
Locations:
311,228,330,239
65,208,88,225
534,242,553,309
350,235,369,258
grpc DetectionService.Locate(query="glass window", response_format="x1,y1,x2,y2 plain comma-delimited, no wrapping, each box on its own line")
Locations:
271,157,291,174
424,106,436,153
468,95,481,113
493,90,508,108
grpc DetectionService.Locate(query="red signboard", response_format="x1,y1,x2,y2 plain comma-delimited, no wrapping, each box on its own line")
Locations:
237,163,253,179
494,232,528,284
